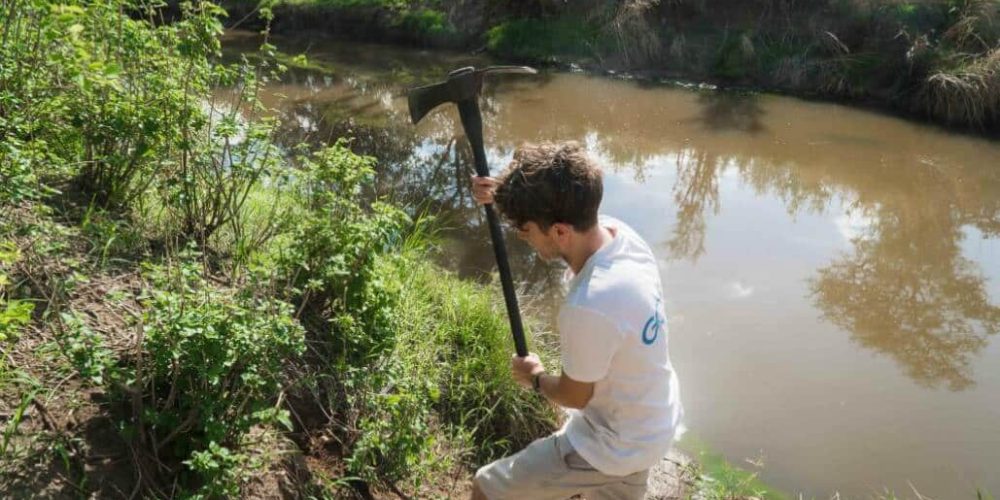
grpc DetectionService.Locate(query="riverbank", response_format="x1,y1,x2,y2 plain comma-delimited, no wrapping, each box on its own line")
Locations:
1,0,553,495
0,0,762,497
220,0,1000,132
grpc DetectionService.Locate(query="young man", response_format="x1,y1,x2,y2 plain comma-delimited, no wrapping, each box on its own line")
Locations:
469,142,683,500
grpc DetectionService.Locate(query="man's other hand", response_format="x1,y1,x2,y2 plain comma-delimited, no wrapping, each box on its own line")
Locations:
511,352,545,388
471,175,500,205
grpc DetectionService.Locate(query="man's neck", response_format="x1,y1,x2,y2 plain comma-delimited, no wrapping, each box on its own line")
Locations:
565,223,615,274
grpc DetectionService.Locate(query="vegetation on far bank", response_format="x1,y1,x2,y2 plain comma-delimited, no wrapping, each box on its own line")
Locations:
0,0,555,496
226,0,1000,131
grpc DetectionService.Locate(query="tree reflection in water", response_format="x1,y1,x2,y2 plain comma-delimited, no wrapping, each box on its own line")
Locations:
668,148,721,261
812,211,1000,390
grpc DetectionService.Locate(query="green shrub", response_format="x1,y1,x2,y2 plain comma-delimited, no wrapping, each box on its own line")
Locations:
0,140,43,206
343,361,439,486
397,8,455,39
162,46,292,248
275,141,410,362
134,253,304,492
486,18,605,61
15,0,221,211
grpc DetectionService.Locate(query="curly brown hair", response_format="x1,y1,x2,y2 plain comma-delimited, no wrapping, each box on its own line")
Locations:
493,142,603,232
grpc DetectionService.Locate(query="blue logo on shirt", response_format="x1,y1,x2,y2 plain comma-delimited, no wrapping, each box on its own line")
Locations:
642,295,665,345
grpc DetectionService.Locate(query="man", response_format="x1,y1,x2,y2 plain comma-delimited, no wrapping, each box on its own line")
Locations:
469,142,684,500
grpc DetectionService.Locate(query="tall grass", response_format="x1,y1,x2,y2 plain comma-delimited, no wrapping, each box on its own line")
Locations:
919,48,1000,127
393,257,557,462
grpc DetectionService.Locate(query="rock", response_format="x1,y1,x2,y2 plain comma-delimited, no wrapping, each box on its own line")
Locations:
644,449,691,500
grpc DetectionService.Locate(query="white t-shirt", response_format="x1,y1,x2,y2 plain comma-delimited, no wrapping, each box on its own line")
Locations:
559,215,684,476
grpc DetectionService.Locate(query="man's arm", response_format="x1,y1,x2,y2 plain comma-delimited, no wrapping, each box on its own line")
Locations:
537,371,594,410
512,353,594,410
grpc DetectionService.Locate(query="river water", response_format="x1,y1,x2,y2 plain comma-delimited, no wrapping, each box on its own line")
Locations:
225,31,1000,498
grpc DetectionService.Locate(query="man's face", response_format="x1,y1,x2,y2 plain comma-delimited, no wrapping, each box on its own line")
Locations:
515,221,562,262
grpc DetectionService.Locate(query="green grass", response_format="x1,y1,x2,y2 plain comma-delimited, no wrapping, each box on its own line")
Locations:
678,434,788,500
393,255,557,462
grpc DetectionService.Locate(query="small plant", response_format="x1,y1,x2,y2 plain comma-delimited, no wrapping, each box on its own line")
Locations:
185,441,255,499
0,243,33,345
57,312,117,386
0,139,42,206
681,436,784,500
343,363,438,486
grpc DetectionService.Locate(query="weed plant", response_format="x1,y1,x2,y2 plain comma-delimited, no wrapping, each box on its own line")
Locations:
0,243,33,346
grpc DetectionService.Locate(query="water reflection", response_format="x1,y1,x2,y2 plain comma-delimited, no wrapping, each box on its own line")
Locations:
811,212,1000,390
668,148,722,261
664,122,1000,390
229,33,1000,391
689,92,766,134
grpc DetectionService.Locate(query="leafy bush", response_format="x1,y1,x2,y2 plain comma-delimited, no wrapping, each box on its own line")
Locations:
275,141,410,362
343,361,439,486
397,8,456,40
133,253,304,492
486,18,607,62
0,140,43,206
0,0,218,211
162,43,293,248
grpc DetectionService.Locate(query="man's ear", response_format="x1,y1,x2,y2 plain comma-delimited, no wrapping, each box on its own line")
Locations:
552,222,573,241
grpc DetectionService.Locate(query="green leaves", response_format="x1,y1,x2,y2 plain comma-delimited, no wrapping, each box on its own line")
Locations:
139,254,305,442
0,242,33,344
57,313,116,385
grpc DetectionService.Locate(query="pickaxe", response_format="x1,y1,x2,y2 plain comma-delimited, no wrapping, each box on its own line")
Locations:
407,66,536,357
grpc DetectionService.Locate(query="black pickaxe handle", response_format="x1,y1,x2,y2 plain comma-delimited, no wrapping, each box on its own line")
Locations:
457,100,528,357
407,66,535,357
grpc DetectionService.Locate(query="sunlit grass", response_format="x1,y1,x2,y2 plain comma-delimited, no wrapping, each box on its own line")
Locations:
678,434,787,500
392,250,558,462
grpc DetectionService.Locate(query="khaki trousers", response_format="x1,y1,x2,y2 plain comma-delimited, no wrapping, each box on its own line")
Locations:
474,433,649,500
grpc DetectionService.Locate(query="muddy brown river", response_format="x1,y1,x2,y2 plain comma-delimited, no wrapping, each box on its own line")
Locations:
225,31,1000,498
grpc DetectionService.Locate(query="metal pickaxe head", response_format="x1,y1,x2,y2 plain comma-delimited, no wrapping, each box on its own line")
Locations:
407,66,537,125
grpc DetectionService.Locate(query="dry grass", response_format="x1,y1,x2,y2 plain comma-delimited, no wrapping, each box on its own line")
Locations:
942,0,999,52
920,48,1000,127
603,0,663,67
